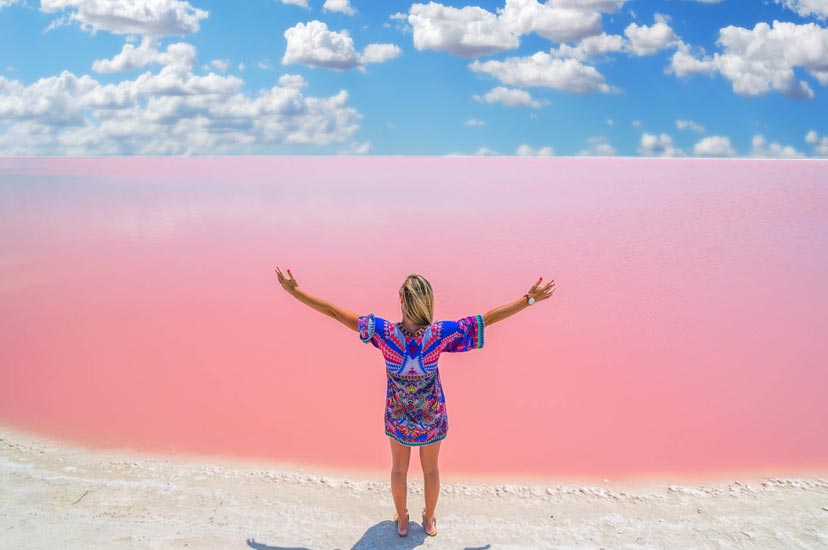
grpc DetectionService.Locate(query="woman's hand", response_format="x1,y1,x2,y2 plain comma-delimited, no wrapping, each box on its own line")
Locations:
527,276,556,303
275,266,299,294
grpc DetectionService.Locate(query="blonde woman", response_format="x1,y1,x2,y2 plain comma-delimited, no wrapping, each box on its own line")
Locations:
274,268,555,537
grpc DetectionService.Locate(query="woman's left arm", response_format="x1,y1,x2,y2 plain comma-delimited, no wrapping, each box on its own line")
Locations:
275,267,359,331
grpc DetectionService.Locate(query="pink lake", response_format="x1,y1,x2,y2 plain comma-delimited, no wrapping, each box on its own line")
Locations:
1,156,826,483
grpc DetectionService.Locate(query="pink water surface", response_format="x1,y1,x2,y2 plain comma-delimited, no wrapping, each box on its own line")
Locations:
1,156,826,482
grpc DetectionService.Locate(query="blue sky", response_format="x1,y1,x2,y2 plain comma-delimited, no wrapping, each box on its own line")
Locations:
1,0,827,156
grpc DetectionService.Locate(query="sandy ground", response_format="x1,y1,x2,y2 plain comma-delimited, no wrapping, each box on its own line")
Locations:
1,426,827,549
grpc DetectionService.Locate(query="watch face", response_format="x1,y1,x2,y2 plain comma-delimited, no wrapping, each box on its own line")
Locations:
528,297,535,305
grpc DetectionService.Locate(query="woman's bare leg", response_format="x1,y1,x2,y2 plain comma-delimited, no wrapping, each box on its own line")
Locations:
388,437,411,533
419,440,441,532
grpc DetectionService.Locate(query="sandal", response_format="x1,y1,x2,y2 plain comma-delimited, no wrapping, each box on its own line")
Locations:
422,507,438,536
393,508,409,537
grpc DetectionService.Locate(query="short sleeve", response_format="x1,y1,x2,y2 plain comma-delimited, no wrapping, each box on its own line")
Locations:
358,313,386,348
440,314,485,353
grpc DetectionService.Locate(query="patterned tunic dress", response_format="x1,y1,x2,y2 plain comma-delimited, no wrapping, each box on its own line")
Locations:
357,312,485,446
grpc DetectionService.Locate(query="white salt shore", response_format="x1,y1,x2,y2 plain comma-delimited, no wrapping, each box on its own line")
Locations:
1,425,827,549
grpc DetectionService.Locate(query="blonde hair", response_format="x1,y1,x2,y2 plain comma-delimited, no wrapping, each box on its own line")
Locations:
399,273,434,326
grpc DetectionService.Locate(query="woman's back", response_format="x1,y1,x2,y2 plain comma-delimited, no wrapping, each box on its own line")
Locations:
358,313,485,376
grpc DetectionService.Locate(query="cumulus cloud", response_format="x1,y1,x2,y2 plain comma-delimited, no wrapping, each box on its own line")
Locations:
623,13,680,55
339,140,372,155
403,0,629,57
548,32,626,61
470,52,619,93
1,0,21,8
750,134,805,157
471,86,546,108
638,132,684,156
667,20,828,99
323,0,356,16
578,135,615,155
516,144,555,156
693,135,737,157
497,0,605,43
546,13,680,61
805,129,828,155
0,45,362,155
676,119,705,133
91,37,196,73
278,74,308,89
39,0,209,37
775,0,828,19
407,2,519,57
282,20,402,71
210,58,230,72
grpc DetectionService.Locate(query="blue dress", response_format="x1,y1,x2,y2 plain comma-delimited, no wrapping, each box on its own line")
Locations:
358,313,485,446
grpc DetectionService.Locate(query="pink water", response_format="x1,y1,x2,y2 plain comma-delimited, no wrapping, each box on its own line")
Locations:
1,156,826,482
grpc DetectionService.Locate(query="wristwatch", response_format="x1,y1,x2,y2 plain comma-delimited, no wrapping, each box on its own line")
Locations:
524,293,535,306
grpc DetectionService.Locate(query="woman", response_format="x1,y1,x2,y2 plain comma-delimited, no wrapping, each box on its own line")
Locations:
274,268,555,537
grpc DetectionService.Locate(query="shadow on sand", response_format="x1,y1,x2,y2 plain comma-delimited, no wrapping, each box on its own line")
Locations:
245,520,492,549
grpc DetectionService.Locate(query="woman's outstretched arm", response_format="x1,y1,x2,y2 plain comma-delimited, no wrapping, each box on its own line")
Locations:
483,276,555,327
275,266,359,332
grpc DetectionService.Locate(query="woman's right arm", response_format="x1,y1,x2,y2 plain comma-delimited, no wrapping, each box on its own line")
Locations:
483,276,556,327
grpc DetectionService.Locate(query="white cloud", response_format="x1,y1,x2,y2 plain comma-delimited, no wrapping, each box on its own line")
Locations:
282,20,401,71
775,0,828,19
623,13,680,55
474,146,498,155
470,52,619,94
750,134,805,157
497,0,604,43
210,58,230,72
339,140,372,154
606,118,614,125
676,119,705,133
516,144,555,156
471,86,546,108
278,73,308,89
258,59,272,70
1,0,21,8
668,20,828,99
323,0,356,16
237,62,245,71
404,0,629,58
91,37,197,73
632,119,641,127
548,32,626,61
407,2,519,57
360,43,404,64
465,118,485,126
693,135,737,156
638,132,684,156
39,0,209,37
279,0,309,7
578,135,615,155
0,46,363,155
805,130,828,155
